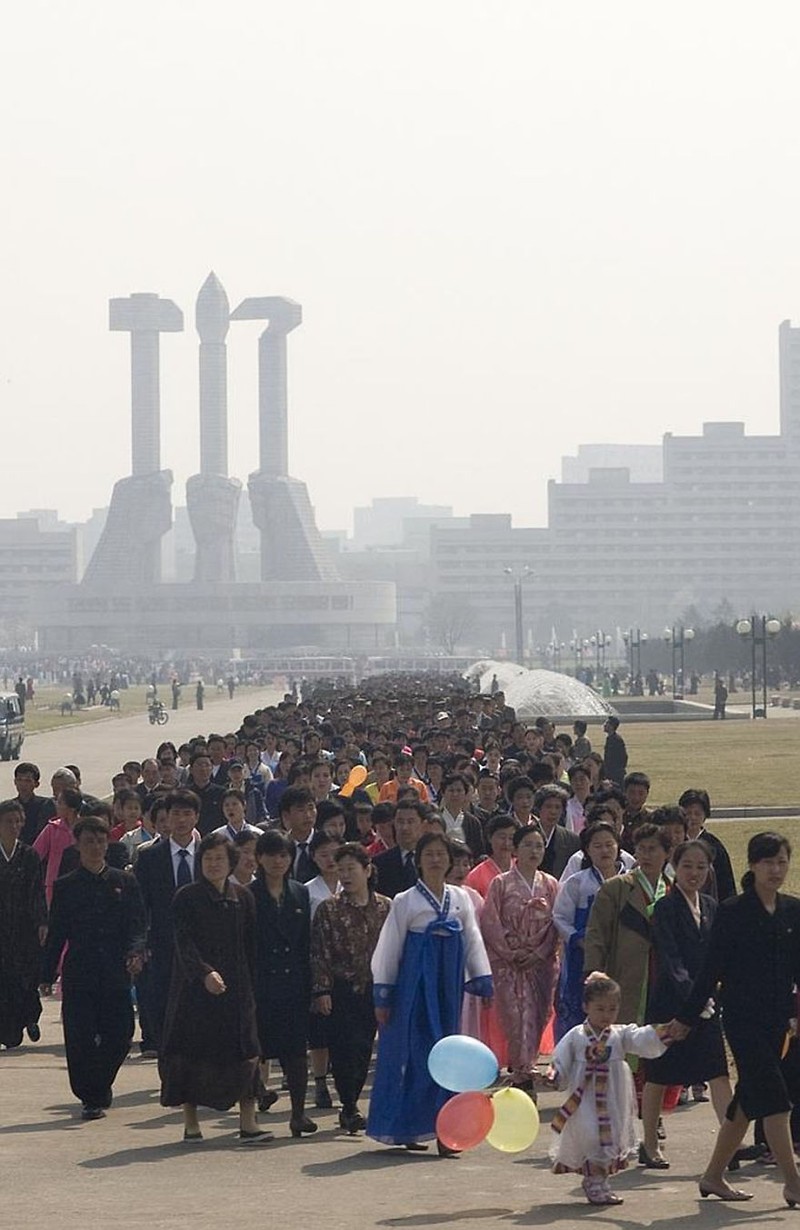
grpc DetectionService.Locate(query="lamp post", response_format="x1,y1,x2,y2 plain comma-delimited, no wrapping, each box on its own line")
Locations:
622,627,648,682
663,625,694,700
503,566,531,666
548,639,565,672
589,630,612,673
570,637,585,677
736,615,781,719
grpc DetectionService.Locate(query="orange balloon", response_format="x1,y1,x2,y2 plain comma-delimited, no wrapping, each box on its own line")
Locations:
338,763,368,798
435,1091,494,1152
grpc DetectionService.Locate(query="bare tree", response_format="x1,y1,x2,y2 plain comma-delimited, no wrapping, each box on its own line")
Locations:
424,594,476,655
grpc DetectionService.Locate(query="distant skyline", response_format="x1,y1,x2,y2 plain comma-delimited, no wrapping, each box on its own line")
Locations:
3,1,800,533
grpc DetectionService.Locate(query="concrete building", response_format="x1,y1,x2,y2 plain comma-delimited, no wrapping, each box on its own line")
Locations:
353,497,453,549
429,514,550,652
561,443,663,484
0,518,79,631
546,419,800,631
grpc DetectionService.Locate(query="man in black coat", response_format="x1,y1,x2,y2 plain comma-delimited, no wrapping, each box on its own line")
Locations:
134,789,200,1054
40,816,146,1119
13,762,51,846
373,802,424,898
185,752,226,836
277,786,318,883
603,717,628,787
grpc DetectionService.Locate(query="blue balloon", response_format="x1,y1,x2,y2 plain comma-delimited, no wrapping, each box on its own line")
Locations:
427,1034,499,1093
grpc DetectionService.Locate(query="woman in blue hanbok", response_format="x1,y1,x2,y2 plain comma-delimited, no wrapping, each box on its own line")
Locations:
553,822,625,1040
367,832,493,1151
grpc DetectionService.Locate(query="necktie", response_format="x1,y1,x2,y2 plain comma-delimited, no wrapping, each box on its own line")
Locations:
296,843,308,875
404,851,415,882
176,848,191,887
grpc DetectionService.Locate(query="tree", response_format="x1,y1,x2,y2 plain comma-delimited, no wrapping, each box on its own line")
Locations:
424,595,477,655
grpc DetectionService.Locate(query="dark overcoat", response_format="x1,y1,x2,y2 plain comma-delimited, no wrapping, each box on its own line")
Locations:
159,878,259,1111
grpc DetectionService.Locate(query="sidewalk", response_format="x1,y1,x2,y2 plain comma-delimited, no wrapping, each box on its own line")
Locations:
4,998,800,1229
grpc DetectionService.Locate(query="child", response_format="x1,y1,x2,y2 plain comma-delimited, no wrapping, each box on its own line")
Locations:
546,973,669,1206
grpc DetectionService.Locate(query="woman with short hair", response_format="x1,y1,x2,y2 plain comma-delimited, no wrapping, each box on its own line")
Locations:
159,832,267,1144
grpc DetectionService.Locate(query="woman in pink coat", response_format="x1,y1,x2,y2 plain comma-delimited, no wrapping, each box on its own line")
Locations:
481,823,559,1092
33,788,81,903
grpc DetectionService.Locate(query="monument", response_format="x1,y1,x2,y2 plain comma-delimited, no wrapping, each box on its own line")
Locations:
82,292,183,588
230,296,339,583
44,276,394,654
185,273,241,582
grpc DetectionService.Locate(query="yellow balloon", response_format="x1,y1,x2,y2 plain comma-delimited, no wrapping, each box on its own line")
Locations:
338,764,368,798
486,1087,540,1153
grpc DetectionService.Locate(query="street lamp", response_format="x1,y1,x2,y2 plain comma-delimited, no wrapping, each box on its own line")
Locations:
547,639,565,672
663,625,694,700
503,566,532,666
736,615,781,719
622,627,648,684
569,637,587,677
589,630,612,673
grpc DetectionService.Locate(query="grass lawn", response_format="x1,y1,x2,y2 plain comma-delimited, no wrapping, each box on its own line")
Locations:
22,686,154,734
621,718,799,808
22,684,250,736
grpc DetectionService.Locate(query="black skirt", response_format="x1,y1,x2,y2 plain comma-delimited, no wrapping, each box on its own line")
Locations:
724,1016,792,1121
256,971,309,1060
645,1014,728,1086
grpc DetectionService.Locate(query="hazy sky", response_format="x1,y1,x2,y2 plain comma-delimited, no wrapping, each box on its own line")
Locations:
3,1,800,533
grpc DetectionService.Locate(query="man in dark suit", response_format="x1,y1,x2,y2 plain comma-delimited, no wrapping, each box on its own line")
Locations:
277,785,318,883
373,801,424,898
207,734,230,787
133,789,200,1055
185,752,225,836
535,785,580,879
603,717,628,787
14,762,51,845
40,816,146,1119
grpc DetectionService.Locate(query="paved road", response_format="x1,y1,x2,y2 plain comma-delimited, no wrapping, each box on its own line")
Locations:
5,1004,799,1229
0,686,284,801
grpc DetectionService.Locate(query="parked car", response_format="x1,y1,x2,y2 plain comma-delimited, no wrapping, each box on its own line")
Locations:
0,692,25,759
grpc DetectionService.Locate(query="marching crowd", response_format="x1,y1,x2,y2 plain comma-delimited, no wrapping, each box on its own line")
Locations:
2,676,800,1209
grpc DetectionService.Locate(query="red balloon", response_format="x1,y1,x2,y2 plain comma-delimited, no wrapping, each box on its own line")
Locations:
436,1091,495,1152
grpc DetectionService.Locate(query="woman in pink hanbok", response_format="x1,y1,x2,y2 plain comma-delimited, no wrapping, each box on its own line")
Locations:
465,814,517,900
481,824,560,1092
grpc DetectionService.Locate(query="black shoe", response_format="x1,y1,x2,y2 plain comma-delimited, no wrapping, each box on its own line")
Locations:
339,1109,366,1134
314,1085,333,1109
26,1023,41,1043
81,1106,106,1121
289,1116,318,1137
238,1128,274,1145
638,1143,670,1169
738,1143,769,1160
403,1142,430,1152
436,1138,461,1158
258,1088,278,1113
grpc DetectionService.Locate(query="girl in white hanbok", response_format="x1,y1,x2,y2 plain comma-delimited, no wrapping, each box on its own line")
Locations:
547,974,668,1206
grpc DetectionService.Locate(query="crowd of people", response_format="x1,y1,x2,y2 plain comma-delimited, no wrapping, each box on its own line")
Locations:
2,673,800,1208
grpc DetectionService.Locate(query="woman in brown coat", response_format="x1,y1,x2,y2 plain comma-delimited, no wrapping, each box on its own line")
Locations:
583,823,671,1027
159,833,270,1143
